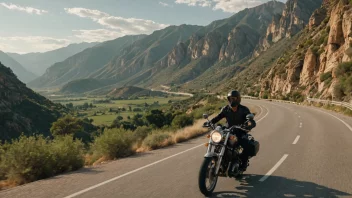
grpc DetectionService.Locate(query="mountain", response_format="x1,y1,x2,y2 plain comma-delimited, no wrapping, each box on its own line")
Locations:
257,0,352,101
28,35,146,89
0,62,65,141
89,25,203,83
0,51,37,83
60,78,113,94
88,1,284,90
254,0,323,56
107,86,166,98
137,1,286,89
220,0,323,95
8,42,98,76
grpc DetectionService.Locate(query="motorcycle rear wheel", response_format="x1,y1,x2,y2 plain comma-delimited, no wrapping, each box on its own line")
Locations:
198,157,218,196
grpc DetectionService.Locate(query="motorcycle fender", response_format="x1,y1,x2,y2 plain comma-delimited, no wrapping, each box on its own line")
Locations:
204,152,217,158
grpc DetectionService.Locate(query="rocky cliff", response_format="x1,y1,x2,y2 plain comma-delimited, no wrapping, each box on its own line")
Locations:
254,0,323,56
259,0,352,101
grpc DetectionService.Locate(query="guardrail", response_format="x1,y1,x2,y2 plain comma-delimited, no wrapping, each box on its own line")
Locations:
306,97,352,111
216,95,352,110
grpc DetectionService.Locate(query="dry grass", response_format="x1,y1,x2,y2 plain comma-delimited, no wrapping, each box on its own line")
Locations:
171,119,208,143
137,119,209,152
0,180,17,191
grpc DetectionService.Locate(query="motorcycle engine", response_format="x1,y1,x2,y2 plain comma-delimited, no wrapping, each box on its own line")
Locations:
228,134,237,147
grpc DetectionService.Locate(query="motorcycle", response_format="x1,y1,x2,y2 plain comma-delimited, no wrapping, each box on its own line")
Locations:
198,113,259,197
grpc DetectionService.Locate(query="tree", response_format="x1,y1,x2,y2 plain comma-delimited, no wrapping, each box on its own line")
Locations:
129,106,132,111
132,114,145,127
172,114,194,128
89,103,93,108
83,102,89,109
133,108,142,112
66,103,74,109
145,109,167,128
116,116,123,121
50,115,83,136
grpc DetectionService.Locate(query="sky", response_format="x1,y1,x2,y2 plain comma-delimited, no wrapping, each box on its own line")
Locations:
0,0,286,54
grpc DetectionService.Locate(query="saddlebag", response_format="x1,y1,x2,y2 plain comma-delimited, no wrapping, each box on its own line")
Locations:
247,140,260,157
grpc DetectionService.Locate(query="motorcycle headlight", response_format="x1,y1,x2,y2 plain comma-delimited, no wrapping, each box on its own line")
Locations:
211,131,222,143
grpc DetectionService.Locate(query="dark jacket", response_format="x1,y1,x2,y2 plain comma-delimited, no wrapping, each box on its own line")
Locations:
209,104,256,130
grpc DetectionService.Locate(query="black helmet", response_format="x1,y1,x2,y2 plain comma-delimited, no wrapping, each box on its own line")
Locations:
227,90,241,107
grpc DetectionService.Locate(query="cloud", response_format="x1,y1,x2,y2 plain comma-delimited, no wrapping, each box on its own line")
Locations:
175,0,212,7
0,2,48,15
65,7,169,35
212,0,263,13
0,36,70,53
73,29,124,42
159,2,173,7
175,0,271,12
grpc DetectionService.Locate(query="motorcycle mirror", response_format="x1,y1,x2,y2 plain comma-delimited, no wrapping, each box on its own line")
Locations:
246,114,254,120
203,114,209,119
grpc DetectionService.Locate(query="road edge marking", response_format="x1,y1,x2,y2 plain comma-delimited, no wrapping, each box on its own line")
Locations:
64,144,204,198
259,154,289,182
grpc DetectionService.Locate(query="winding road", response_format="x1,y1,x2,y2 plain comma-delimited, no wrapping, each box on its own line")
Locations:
1,100,352,198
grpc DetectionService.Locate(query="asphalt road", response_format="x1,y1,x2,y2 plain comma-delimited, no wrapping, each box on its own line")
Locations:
1,100,352,198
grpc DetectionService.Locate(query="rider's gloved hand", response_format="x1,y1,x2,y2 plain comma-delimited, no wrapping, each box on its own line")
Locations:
203,121,210,127
244,120,256,130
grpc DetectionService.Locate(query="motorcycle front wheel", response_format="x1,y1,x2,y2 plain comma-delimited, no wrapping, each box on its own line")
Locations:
198,157,218,196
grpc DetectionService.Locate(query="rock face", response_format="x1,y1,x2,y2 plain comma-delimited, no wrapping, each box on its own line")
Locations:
255,0,323,56
260,0,352,99
0,62,64,141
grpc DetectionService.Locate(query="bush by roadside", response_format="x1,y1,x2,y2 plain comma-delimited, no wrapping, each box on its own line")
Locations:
88,128,137,164
0,135,84,185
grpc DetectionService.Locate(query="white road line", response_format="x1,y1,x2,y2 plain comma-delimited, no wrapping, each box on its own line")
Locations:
256,105,264,118
311,108,352,132
259,154,289,182
292,136,300,145
256,105,270,123
299,122,303,128
63,144,204,198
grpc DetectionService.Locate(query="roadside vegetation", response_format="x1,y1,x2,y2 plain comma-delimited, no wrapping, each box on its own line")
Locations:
0,94,227,190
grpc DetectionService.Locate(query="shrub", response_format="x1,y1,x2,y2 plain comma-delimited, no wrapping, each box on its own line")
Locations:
50,115,83,136
141,131,173,150
335,62,352,76
0,135,84,184
50,136,85,174
91,128,136,160
320,72,332,82
171,114,194,128
133,126,152,141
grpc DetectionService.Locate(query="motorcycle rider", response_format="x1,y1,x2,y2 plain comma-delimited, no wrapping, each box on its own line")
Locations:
204,90,257,172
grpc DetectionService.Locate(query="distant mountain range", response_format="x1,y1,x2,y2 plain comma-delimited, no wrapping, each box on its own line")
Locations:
7,42,98,76
0,51,37,83
28,35,146,88
25,0,347,102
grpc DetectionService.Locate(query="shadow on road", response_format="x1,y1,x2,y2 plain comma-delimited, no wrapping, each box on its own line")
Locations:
211,174,351,198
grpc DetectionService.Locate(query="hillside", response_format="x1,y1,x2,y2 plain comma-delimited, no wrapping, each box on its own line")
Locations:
86,1,285,90
28,35,145,89
258,0,352,101
8,42,98,76
0,51,37,83
59,78,114,94
90,25,202,82
107,86,166,98
0,62,65,142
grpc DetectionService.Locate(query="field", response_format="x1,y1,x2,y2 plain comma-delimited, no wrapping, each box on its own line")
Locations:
51,96,190,126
